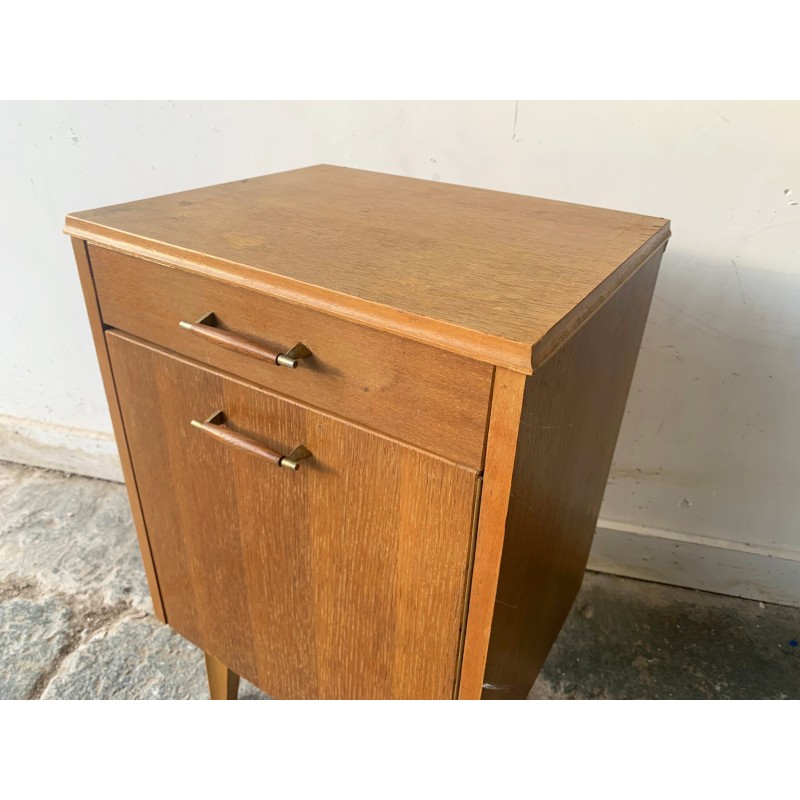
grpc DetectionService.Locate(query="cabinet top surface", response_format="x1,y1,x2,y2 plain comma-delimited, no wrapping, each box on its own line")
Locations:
66,164,670,372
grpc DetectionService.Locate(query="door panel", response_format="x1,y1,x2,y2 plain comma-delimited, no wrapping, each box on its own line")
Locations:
107,332,479,699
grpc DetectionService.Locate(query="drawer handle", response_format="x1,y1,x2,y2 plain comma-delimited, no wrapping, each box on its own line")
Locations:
179,313,312,369
190,411,312,471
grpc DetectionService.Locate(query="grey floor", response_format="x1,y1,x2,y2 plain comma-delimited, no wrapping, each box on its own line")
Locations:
1,460,797,700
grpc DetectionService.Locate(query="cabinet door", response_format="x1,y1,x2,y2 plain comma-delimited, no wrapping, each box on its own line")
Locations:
107,332,480,699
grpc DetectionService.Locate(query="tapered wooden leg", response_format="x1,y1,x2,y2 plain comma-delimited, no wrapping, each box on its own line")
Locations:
205,652,240,700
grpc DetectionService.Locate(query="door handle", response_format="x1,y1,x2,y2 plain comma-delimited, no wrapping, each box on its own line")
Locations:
190,411,312,471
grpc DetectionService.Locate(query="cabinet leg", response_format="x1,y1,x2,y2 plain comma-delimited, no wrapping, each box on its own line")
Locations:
204,652,240,700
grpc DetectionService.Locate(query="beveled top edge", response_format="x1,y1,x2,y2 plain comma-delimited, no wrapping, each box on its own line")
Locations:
65,213,668,374
65,165,671,373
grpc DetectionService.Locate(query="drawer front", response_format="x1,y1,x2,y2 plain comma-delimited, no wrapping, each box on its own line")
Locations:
90,244,491,468
107,332,480,699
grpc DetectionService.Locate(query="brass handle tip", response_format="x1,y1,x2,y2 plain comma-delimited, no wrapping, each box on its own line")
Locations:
179,321,193,330
276,354,299,369
190,419,203,428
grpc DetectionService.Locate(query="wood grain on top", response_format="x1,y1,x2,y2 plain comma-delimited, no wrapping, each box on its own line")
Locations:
65,165,670,373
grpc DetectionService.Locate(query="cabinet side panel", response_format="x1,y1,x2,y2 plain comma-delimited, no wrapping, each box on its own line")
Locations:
70,238,166,621
482,247,664,699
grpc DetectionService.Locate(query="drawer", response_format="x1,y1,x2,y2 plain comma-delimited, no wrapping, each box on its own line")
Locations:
107,331,480,699
89,244,492,468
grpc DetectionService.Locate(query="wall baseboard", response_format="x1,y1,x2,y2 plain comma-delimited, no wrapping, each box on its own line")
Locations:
590,519,800,609
0,414,123,483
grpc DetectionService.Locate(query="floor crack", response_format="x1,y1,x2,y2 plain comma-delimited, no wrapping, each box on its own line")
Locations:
26,599,138,700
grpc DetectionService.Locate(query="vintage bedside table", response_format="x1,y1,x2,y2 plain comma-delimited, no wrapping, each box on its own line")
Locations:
65,165,670,700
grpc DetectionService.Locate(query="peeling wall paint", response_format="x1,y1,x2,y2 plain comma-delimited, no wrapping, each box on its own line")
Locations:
2,101,798,590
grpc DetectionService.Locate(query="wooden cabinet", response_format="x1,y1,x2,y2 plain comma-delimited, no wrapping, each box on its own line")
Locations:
66,165,670,699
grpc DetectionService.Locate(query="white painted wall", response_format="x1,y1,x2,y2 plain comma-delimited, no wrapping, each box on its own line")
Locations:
2,101,798,603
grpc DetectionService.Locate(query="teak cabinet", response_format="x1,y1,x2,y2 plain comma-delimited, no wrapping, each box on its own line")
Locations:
66,165,670,699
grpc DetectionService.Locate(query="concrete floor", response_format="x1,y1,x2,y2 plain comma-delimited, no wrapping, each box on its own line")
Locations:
1,460,797,700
